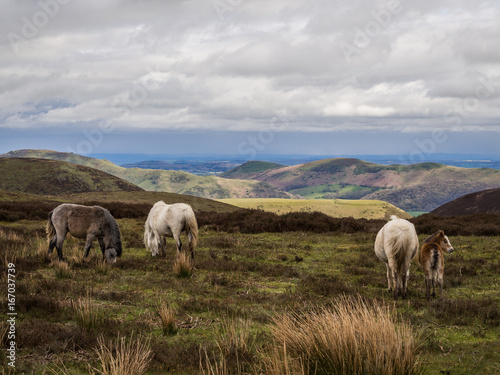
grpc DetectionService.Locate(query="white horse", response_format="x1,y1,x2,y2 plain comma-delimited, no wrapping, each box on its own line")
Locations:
144,201,198,259
374,215,419,299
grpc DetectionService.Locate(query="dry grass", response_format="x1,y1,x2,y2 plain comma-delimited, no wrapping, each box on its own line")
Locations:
53,259,73,279
72,291,101,332
200,348,228,375
92,333,153,375
215,317,254,362
158,303,177,335
263,295,421,375
173,252,194,278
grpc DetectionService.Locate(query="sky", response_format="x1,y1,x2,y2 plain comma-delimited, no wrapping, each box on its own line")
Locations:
1,0,500,159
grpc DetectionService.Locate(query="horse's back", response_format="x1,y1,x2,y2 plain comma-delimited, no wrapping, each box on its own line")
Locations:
375,216,418,262
51,203,109,238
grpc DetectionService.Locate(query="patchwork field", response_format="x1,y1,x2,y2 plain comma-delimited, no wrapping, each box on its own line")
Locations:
217,198,412,219
1,216,499,374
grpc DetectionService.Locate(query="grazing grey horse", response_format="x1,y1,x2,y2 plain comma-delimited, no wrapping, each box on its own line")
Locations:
46,203,122,263
144,201,198,259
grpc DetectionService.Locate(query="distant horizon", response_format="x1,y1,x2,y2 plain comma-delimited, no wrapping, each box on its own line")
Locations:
4,148,500,170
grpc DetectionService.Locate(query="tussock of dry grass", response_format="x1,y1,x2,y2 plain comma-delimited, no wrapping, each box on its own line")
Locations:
72,291,101,332
92,333,152,375
158,303,177,335
173,252,193,278
263,295,421,375
215,317,254,361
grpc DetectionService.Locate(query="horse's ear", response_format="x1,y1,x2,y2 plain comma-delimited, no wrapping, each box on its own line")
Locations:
438,230,444,237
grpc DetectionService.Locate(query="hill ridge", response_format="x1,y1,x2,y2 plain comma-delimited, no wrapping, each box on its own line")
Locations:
431,188,500,215
0,149,292,200
0,158,142,195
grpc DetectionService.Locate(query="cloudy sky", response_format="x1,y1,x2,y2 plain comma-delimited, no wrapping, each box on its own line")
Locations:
1,0,499,158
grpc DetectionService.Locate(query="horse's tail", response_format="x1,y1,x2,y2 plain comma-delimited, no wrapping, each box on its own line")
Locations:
387,224,415,266
144,218,160,256
46,210,56,243
185,209,198,256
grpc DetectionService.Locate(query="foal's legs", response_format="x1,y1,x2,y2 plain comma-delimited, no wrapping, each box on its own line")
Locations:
424,275,431,300
438,275,444,298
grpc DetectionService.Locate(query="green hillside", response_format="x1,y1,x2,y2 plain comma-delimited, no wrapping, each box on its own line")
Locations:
220,161,285,179
223,158,500,211
0,150,291,199
0,158,142,195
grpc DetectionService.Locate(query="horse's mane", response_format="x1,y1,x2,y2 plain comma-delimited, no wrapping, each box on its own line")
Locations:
103,208,122,256
423,231,441,244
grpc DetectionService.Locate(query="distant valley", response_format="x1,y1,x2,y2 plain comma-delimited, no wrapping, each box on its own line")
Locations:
221,159,500,212
2,149,500,213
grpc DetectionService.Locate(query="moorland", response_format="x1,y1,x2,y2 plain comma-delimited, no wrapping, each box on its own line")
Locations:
1,188,499,374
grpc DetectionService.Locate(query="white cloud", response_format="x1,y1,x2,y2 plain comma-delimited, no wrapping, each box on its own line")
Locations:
1,0,500,136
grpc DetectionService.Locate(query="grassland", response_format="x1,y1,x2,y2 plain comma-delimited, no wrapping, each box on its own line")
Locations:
1,212,498,374
217,198,412,219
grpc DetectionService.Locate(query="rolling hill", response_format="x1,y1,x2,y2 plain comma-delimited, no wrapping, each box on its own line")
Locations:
431,188,500,216
217,198,412,220
222,159,500,211
0,158,142,195
0,150,292,199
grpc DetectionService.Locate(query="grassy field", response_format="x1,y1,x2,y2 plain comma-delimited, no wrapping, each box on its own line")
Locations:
1,217,498,374
217,198,412,219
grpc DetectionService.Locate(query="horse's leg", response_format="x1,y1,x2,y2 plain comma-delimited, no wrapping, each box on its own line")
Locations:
173,232,182,257
188,232,194,259
160,236,166,258
424,275,431,300
98,237,106,259
388,258,400,299
438,275,443,298
401,267,409,299
385,264,393,293
83,233,96,260
48,235,57,256
55,232,67,261
431,275,436,298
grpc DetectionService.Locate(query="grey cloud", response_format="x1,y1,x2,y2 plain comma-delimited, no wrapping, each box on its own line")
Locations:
1,0,500,134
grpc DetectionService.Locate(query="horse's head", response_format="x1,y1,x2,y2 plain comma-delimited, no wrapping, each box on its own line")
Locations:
105,248,118,264
437,230,454,254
